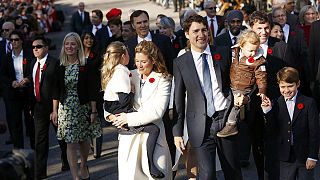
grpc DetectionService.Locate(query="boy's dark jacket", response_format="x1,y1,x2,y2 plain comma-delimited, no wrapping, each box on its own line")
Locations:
265,93,320,163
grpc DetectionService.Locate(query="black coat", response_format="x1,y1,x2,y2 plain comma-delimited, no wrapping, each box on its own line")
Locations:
265,94,319,163
70,11,91,36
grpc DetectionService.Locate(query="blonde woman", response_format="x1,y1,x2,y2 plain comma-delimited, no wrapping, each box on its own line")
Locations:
106,41,172,180
50,32,101,180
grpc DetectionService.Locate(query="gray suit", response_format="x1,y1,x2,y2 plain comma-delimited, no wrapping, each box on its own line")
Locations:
173,45,242,180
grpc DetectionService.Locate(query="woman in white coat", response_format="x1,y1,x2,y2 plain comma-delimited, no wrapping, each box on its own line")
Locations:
109,41,172,180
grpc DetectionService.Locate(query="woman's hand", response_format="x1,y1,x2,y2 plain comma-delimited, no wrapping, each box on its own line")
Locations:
12,80,19,88
174,136,185,154
90,112,97,124
50,111,58,126
113,113,128,128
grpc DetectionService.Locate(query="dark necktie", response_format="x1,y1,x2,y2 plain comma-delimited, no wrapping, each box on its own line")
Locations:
209,19,215,45
202,54,215,117
232,37,237,45
35,62,41,102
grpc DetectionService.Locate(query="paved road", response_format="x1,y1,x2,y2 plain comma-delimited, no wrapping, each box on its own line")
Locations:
0,0,319,179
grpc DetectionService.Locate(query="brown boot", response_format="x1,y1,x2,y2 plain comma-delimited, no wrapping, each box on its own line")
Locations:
216,123,238,137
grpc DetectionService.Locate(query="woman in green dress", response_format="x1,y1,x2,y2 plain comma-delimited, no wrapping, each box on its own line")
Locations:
50,32,101,180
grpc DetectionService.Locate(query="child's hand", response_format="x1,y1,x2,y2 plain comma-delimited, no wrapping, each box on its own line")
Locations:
261,96,271,108
234,93,248,107
257,93,266,100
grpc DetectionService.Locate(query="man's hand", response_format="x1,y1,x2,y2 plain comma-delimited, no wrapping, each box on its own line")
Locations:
12,80,19,88
306,159,316,170
113,113,128,129
174,136,185,155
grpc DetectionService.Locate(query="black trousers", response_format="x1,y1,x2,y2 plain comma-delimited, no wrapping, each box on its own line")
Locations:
5,89,34,149
33,103,67,179
193,110,243,180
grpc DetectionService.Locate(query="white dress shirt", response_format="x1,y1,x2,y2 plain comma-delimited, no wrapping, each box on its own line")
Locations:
206,16,218,37
191,45,228,111
92,23,102,35
137,32,152,43
12,50,24,81
283,24,290,43
260,41,269,58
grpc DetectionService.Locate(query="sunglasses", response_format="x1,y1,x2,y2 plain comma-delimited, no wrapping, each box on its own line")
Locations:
206,7,217,10
32,45,45,49
2,29,10,32
10,38,20,42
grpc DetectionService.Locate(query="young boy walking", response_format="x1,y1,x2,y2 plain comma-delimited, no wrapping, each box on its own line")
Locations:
261,67,320,180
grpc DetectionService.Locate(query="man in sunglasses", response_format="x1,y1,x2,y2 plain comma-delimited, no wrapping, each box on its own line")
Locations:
28,36,69,179
203,1,224,45
0,21,15,145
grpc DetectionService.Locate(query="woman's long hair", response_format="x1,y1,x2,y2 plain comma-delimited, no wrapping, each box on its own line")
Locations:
80,31,97,53
101,41,127,90
135,41,170,77
59,32,85,66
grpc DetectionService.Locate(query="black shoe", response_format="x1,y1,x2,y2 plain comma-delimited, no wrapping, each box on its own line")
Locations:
5,139,12,145
150,171,165,179
93,154,101,159
240,160,250,167
61,163,70,171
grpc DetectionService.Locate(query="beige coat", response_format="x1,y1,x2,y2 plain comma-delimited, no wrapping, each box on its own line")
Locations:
118,70,172,180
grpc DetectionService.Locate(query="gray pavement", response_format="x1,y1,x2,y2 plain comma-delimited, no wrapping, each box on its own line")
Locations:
0,0,319,179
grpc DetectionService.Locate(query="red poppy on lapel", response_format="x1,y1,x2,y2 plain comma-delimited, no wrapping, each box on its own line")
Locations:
79,66,85,72
149,78,155,83
23,58,27,65
89,52,94,59
42,63,47,72
213,54,221,60
174,43,179,49
267,48,273,55
248,57,254,63
297,103,304,110
129,73,132,77
290,31,296,36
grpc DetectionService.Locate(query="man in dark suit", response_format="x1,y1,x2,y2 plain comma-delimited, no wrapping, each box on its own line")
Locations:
0,21,15,69
214,10,244,47
309,20,320,109
91,9,111,54
269,0,298,27
173,14,242,180
70,2,91,36
203,1,224,45
249,10,295,180
28,37,68,179
262,67,319,180
272,7,310,96
125,10,175,74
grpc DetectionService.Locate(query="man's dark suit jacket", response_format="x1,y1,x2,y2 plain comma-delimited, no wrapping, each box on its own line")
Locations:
204,16,225,37
268,13,298,28
70,10,91,36
94,25,111,54
52,63,99,105
0,39,8,69
214,31,232,47
172,45,233,147
265,94,319,163
0,50,33,99
28,55,58,110
125,33,176,74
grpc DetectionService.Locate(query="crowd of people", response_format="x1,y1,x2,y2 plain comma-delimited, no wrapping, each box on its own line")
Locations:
0,0,320,180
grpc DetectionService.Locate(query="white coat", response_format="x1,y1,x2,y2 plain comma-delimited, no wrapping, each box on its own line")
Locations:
118,70,172,180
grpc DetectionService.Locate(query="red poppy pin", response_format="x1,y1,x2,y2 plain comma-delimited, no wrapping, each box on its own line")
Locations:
214,54,221,60
149,78,155,83
79,66,85,72
297,103,304,110
248,57,254,63
129,73,132,77
174,43,180,49
267,48,273,55
23,58,27,65
42,63,47,71
290,31,296,36
89,52,94,59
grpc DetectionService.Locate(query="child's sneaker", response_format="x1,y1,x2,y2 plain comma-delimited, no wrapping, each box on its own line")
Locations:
216,123,238,137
